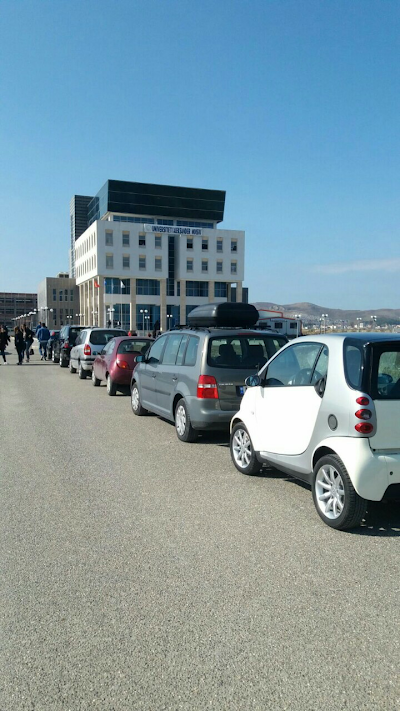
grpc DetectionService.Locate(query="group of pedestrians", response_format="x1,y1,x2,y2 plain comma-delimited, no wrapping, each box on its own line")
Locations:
0,322,50,365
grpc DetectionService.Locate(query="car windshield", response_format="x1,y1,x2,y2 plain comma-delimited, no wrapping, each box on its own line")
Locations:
208,334,287,369
90,330,126,345
117,340,151,355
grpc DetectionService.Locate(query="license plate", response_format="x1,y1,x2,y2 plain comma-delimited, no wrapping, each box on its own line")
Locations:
237,385,245,396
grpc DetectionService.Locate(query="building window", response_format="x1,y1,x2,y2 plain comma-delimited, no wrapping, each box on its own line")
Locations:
53,289,57,301
186,259,193,272
105,231,113,246
155,235,162,248
177,281,181,296
122,232,130,246
186,281,209,297
70,289,74,301
187,238,193,249
231,240,238,253
59,290,63,301
113,216,155,224
201,260,208,273
177,221,214,228
139,255,146,270
105,278,130,294
217,239,223,253
139,234,146,247
217,261,223,273
106,254,114,269
123,255,130,269
215,282,227,298
202,239,208,251
231,261,237,274
136,279,160,296
64,289,68,300
155,257,162,271
157,219,173,225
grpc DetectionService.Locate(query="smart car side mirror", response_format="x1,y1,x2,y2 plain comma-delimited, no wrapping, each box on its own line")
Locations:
245,374,261,387
135,355,144,363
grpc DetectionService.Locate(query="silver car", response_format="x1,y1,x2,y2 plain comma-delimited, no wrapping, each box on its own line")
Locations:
69,327,127,379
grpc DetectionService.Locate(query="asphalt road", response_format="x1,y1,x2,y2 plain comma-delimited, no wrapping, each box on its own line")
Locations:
1,347,400,711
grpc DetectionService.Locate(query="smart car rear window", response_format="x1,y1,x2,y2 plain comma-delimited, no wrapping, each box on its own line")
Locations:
117,340,151,355
344,343,364,389
208,335,286,369
371,345,400,399
90,330,125,345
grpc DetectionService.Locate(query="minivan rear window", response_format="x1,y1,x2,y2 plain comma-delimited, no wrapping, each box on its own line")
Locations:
208,335,287,369
90,330,126,345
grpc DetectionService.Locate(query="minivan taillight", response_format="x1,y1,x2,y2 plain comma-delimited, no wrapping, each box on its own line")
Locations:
84,344,91,356
197,375,219,399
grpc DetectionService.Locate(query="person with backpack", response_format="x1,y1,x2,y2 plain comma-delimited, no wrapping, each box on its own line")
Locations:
36,322,50,360
22,323,34,362
0,326,10,364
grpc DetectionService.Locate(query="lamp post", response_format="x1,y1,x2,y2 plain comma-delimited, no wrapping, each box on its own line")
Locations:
167,312,173,330
356,317,362,332
320,313,328,333
92,310,98,326
139,309,148,335
145,314,150,334
371,315,377,330
107,306,115,327
294,313,301,338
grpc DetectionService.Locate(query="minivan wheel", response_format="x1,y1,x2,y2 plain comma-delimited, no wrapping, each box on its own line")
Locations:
312,455,368,530
78,363,87,379
106,374,117,396
175,399,197,442
230,422,260,475
69,359,76,374
131,384,147,415
92,369,101,387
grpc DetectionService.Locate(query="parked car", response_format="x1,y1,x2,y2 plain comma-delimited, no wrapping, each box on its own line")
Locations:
92,336,153,395
130,303,287,442
229,332,400,530
53,324,87,366
69,327,128,379
46,330,60,360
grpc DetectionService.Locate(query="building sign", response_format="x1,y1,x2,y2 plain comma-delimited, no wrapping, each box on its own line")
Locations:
144,224,202,236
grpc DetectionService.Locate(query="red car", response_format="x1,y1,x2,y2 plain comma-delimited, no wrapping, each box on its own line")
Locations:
91,336,154,395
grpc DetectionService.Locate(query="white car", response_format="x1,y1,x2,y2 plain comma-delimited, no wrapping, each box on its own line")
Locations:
230,333,400,530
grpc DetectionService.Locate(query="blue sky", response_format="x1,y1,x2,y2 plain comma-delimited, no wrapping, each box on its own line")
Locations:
0,0,399,309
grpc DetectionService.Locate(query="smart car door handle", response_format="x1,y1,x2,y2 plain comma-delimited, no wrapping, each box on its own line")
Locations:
152,374,156,378
172,377,178,381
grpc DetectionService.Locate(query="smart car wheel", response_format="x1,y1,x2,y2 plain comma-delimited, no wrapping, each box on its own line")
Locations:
106,374,117,396
92,370,100,387
230,422,260,475
78,363,87,379
175,399,197,442
131,383,147,415
312,455,367,530
69,359,76,374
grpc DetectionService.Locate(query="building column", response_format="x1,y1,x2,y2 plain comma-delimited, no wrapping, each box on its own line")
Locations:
208,281,215,302
160,278,167,332
98,276,104,327
85,281,90,325
130,278,136,331
92,278,96,325
180,280,186,324
227,283,232,302
236,281,243,302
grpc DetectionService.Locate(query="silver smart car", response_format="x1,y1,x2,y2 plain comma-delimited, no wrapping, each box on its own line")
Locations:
230,333,400,530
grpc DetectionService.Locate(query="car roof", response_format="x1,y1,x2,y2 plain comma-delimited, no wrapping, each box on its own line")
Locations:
169,328,287,338
295,332,400,345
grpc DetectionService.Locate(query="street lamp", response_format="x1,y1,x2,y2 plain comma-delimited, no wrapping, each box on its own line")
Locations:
294,313,301,338
107,306,115,327
356,317,362,332
167,312,173,330
92,309,98,326
139,308,148,335
371,315,377,330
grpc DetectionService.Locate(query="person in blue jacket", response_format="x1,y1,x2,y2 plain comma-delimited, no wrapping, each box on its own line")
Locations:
36,322,50,360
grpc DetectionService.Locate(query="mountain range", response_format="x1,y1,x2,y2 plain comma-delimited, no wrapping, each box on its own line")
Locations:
253,302,400,325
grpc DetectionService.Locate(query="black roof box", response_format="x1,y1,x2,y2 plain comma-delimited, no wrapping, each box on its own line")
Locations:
187,302,258,328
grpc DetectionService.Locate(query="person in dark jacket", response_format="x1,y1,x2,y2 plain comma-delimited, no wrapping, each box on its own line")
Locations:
0,326,10,364
36,323,50,360
22,323,34,362
14,326,25,365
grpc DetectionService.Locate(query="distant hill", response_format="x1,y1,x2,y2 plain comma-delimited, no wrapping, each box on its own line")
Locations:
252,301,400,325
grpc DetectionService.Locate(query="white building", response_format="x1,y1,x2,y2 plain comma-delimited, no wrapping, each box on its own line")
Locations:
72,180,245,332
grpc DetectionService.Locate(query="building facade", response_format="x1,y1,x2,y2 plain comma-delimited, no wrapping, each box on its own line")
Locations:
37,273,79,330
72,180,245,332
0,292,37,330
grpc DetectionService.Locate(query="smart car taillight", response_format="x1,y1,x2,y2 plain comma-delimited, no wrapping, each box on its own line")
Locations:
116,359,130,369
356,396,370,406
355,409,372,420
84,344,91,356
355,422,374,434
197,375,219,399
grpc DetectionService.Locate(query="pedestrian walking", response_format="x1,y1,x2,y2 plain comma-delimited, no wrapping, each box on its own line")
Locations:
14,326,25,365
22,323,34,362
36,322,50,360
0,326,10,364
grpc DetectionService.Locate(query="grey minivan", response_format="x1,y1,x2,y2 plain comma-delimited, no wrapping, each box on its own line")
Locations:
130,304,287,442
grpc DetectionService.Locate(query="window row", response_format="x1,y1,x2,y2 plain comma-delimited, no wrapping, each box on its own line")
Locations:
186,237,237,252
186,259,237,275
52,289,75,302
77,255,97,277
105,254,163,271
112,216,214,229
104,231,163,249
101,279,228,298
76,232,96,259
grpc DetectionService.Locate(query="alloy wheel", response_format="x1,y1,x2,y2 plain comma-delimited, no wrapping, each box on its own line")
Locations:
232,427,252,469
315,464,345,520
175,405,186,436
